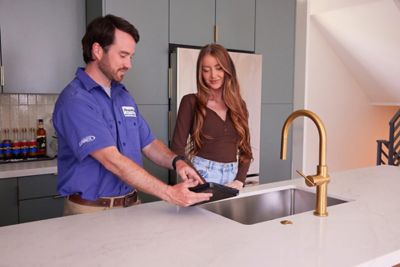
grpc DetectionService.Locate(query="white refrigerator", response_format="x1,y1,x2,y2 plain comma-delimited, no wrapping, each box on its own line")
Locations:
169,47,262,180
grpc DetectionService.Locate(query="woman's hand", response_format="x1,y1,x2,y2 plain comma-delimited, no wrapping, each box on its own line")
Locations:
225,180,244,190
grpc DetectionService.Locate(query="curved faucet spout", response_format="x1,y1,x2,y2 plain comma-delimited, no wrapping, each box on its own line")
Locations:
280,109,330,217
280,109,327,167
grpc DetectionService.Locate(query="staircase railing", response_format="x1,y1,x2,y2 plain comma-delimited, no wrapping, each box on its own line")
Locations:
376,109,400,166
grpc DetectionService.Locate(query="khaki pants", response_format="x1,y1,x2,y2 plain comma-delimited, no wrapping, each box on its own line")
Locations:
63,195,141,216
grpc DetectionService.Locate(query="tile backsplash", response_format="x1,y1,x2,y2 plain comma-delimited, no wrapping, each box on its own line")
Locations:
0,93,57,130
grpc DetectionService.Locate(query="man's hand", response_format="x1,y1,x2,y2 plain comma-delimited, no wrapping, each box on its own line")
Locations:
225,180,244,190
175,159,205,184
165,179,212,207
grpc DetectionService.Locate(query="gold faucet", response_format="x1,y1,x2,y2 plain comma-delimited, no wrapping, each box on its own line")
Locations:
280,109,330,216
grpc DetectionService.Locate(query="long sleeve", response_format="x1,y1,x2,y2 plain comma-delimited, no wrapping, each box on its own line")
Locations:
235,156,251,183
234,102,252,183
171,94,196,156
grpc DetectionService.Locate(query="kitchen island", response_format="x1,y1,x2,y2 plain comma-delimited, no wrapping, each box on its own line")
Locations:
0,165,399,266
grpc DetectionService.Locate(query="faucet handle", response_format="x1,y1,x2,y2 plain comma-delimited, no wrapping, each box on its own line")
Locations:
295,169,307,179
296,170,316,186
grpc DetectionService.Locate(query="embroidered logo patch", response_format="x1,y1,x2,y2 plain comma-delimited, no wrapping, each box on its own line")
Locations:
122,106,136,117
79,135,96,147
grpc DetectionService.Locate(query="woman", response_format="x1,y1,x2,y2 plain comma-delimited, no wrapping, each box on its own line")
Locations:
172,44,252,190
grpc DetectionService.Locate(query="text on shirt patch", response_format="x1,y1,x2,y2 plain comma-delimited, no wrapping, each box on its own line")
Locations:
79,135,96,147
122,106,136,117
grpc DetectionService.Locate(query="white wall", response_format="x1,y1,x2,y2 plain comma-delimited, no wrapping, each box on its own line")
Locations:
296,0,399,175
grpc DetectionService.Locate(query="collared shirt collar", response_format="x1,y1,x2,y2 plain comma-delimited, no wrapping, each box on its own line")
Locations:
75,67,128,93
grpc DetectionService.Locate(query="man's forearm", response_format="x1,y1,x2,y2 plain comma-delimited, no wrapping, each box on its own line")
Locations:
142,139,176,169
91,146,172,202
91,146,211,206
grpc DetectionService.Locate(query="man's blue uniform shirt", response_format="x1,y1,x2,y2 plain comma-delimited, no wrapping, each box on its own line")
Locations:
53,68,155,200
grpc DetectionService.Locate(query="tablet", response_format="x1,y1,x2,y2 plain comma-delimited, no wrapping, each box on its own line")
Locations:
189,182,239,205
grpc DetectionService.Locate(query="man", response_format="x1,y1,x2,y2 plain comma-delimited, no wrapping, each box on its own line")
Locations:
53,14,211,215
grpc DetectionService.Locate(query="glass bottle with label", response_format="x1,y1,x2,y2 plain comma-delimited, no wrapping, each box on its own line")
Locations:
0,129,4,160
2,129,12,160
11,128,21,159
36,119,47,157
20,128,29,159
28,127,37,158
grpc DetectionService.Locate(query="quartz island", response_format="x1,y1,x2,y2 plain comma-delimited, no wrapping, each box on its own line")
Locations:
0,165,399,267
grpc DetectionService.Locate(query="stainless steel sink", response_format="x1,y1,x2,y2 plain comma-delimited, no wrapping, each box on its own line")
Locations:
200,188,347,225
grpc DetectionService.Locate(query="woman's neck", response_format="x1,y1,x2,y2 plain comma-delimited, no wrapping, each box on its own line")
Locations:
209,89,223,102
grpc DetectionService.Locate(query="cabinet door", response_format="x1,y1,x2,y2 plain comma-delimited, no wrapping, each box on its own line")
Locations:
19,197,64,223
18,174,64,223
0,178,18,226
256,0,296,104
0,0,85,93
169,0,215,46
216,0,255,51
104,0,169,105
18,174,58,199
259,104,293,184
256,0,296,183
138,104,169,202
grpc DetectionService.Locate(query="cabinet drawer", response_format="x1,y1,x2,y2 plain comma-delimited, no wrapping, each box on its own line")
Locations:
19,197,64,223
0,178,19,226
18,174,58,200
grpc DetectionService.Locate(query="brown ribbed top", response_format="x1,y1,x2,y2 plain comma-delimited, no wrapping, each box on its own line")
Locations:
171,94,250,182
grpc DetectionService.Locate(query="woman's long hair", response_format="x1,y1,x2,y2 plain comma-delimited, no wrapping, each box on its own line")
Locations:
190,43,252,163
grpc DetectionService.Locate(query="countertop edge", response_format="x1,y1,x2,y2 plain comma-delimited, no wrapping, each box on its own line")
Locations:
0,159,57,179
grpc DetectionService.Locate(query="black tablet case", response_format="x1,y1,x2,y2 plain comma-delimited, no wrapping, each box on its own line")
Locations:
189,182,239,205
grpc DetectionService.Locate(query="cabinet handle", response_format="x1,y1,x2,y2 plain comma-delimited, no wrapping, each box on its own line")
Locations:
168,67,172,99
214,25,219,43
168,68,173,142
0,66,4,87
0,26,4,89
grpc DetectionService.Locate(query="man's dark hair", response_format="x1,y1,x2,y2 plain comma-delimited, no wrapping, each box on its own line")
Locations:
82,14,140,64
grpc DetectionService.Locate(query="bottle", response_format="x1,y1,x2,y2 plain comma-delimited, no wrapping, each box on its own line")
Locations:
2,129,12,160
11,128,21,160
36,119,47,157
20,128,29,159
28,127,38,158
0,129,4,160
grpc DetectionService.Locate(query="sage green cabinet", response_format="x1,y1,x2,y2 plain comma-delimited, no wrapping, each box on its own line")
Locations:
0,178,18,226
170,0,255,51
0,0,85,93
169,0,215,47
215,0,255,51
86,0,169,105
18,174,64,223
0,174,63,226
256,0,296,183
19,197,64,223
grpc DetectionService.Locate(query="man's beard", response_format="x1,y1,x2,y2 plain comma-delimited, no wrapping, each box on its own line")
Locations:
98,59,125,82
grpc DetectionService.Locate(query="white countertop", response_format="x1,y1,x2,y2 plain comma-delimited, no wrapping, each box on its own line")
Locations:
0,159,57,179
0,165,399,266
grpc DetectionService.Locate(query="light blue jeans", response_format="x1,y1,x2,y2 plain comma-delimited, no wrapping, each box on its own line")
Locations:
192,156,238,185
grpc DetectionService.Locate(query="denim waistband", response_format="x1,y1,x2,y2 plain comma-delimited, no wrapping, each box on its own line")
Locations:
192,156,238,170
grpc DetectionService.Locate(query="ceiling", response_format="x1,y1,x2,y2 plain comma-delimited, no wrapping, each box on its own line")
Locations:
311,0,400,106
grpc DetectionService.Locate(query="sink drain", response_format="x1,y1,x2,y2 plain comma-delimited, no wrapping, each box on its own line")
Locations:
280,220,293,225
